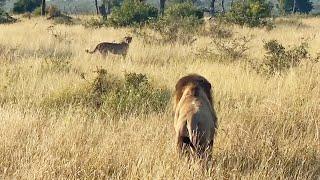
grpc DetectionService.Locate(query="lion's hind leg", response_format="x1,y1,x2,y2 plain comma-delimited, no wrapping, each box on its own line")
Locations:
176,121,197,158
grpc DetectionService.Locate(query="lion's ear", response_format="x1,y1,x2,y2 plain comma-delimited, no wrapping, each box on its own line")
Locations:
207,82,212,90
201,79,211,91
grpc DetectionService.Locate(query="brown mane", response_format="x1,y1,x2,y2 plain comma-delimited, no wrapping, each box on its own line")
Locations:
174,74,213,108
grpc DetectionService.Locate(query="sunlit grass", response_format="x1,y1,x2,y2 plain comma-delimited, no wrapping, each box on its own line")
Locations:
0,17,319,179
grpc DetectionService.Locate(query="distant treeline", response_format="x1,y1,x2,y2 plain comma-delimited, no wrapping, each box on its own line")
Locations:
1,0,320,14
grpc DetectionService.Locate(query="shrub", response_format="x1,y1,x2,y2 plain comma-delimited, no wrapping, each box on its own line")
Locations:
196,34,251,62
107,0,158,27
212,35,251,60
164,2,203,19
0,8,17,24
225,0,272,27
52,15,74,25
101,72,170,115
151,16,201,44
149,3,203,44
262,40,310,74
13,0,41,14
47,14,74,25
33,6,41,16
88,69,170,115
88,68,119,108
196,20,251,62
83,17,105,29
203,20,233,39
40,69,170,116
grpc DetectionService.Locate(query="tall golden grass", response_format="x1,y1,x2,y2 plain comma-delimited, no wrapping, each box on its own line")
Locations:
0,17,319,179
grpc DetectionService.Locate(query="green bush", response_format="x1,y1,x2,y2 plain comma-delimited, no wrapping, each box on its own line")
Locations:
40,69,170,116
164,2,203,19
13,0,41,14
149,3,203,44
152,16,202,44
107,0,158,27
225,0,272,27
102,72,170,115
33,6,41,16
83,17,105,29
0,8,17,24
205,21,233,39
212,35,251,60
262,40,309,74
52,15,74,25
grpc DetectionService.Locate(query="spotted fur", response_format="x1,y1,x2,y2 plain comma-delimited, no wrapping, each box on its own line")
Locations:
86,36,132,57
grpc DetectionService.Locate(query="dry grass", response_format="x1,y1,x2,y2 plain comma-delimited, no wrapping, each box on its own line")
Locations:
0,17,319,179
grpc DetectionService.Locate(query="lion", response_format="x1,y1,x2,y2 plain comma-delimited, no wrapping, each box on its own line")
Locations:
85,36,132,57
173,74,217,159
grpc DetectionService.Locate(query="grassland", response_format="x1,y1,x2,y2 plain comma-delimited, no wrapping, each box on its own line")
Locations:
0,17,319,179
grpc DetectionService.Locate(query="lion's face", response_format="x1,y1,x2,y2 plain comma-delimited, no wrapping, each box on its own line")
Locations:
124,36,132,44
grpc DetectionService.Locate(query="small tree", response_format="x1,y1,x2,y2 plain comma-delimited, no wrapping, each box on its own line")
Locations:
103,0,121,15
94,0,99,14
151,3,203,44
164,2,203,19
108,0,158,27
263,40,309,74
95,0,120,17
159,0,165,16
210,0,215,16
226,0,272,27
292,0,296,13
103,0,110,14
278,0,285,15
41,0,45,16
99,4,107,17
221,0,225,13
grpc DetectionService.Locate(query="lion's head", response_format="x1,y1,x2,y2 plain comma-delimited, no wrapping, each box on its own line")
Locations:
124,36,132,44
173,74,213,110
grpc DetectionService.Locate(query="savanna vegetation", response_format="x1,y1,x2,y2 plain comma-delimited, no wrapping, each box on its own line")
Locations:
0,0,319,179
